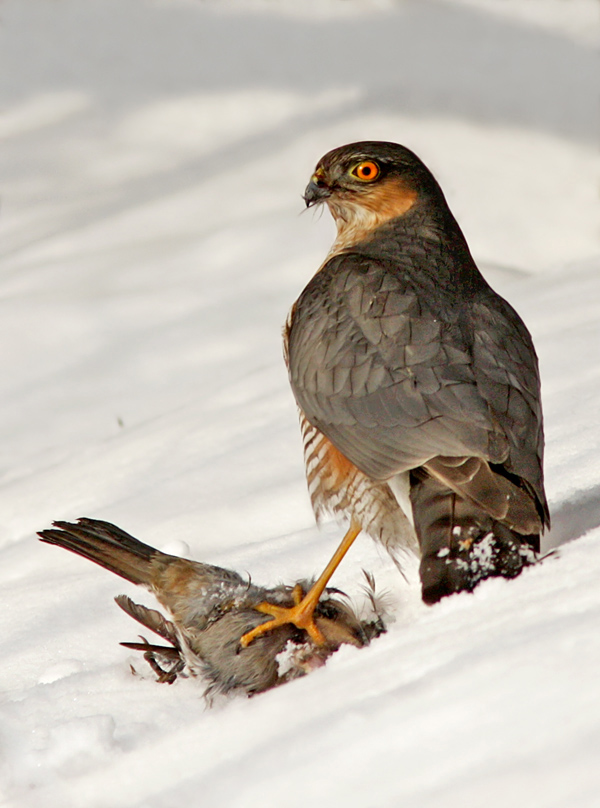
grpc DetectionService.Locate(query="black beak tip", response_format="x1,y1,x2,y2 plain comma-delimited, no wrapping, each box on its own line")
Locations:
303,179,330,208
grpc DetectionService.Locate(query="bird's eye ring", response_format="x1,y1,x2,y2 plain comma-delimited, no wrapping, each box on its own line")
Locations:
350,161,380,182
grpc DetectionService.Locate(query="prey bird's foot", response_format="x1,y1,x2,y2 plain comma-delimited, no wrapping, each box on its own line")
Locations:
240,584,326,648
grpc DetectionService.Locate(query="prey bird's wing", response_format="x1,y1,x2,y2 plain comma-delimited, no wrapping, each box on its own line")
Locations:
288,251,548,527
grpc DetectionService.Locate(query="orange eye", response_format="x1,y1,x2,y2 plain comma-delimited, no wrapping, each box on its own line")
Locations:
351,161,380,182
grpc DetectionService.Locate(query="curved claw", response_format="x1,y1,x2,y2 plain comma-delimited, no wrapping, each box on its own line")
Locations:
240,520,362,649
239,584,326,648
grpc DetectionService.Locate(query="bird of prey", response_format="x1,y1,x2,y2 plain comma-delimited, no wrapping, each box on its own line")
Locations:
240,140,549,648
38,518,382,696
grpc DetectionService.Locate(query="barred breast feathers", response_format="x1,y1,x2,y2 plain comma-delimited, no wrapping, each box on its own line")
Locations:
298,411,417,555
283,275,416,557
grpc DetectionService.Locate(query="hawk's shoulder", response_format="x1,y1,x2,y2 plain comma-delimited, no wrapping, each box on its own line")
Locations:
286,250,497,479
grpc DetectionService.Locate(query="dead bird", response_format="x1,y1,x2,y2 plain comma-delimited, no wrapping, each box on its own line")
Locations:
38,518,385,697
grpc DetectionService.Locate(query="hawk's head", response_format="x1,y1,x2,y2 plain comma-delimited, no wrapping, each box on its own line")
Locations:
303,141,445,249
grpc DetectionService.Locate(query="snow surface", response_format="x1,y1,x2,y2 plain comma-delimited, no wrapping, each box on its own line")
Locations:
1,1,600,806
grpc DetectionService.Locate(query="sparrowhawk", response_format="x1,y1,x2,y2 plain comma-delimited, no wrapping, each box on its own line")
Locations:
241,141,549,648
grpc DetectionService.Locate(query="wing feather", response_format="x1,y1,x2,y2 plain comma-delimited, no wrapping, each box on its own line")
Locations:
287,251,548,527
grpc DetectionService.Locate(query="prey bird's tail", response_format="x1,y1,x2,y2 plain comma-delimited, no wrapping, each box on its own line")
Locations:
38,518,160,586
410,472,539,604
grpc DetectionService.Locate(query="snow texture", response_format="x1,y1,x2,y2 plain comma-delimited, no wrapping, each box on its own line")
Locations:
1,0,599,806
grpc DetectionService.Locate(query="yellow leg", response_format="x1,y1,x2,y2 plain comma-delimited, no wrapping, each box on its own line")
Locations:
240,519,362,648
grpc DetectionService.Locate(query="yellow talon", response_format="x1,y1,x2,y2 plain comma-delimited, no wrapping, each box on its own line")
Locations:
239,520,362,649
239,584,326,648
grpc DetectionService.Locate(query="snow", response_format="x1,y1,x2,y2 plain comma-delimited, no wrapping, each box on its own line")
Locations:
1,0,599,805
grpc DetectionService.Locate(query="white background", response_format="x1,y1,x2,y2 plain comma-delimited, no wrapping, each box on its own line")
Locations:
1,1,599,806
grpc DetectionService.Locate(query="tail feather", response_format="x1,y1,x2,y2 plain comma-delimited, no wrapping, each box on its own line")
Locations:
38,518,160,586
424,456,542,535
410,471,538,604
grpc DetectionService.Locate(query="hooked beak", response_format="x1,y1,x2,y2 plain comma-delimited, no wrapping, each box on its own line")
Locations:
303,175,332,208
